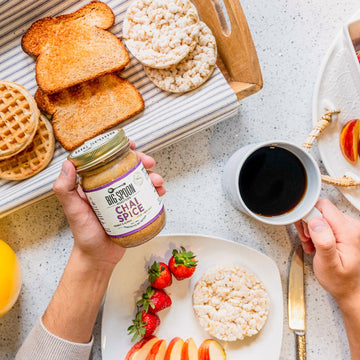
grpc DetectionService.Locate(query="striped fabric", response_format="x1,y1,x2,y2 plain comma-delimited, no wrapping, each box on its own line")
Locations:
0,0,239,215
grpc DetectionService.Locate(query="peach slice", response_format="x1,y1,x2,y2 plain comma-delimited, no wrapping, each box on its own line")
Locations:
198,340,226,360
126,337,159,360
164,337,184,360
145,339,167,360
340,119,360,164
181,338,198,360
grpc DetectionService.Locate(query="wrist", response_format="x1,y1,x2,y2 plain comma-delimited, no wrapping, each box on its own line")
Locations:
336,289,360,316
70,246,117,279
42,247,115,343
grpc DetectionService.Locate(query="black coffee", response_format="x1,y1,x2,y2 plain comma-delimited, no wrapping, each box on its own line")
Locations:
239,146,307,216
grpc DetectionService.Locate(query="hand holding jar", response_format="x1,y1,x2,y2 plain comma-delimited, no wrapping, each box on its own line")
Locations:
53,134,166,267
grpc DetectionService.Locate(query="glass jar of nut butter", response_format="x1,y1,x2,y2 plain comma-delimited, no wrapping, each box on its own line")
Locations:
68,129,165,247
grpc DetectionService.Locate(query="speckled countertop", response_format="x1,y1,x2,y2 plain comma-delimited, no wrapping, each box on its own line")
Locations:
1,0,359,359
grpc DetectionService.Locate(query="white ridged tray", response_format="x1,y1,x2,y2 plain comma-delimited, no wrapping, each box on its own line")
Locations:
313,9,360,210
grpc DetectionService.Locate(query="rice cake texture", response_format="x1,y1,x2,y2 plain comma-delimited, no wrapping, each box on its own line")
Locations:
144,22,217,93
193,265,269,341
123,0,200,69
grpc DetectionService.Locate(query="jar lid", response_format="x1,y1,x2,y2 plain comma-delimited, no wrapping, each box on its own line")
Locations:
68,129,129,172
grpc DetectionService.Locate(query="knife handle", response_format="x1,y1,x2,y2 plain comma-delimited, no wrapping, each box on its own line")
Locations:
296,333,306,360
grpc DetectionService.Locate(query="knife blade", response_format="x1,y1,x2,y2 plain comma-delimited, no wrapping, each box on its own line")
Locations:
288,245,306,360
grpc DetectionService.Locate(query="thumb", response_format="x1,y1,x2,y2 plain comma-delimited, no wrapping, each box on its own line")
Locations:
308,217,339,266
53,161,84,217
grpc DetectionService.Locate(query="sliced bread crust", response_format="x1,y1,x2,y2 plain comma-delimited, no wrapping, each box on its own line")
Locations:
35,74,145,150
22,1,130,94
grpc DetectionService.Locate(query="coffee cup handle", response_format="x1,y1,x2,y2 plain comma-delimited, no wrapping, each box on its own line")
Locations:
302,207,322,223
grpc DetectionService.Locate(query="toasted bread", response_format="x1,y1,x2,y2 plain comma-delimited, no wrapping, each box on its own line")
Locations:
35,74,145,150
22,1,130,94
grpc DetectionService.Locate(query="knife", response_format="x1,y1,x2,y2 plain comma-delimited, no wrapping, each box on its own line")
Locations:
288,245,306,360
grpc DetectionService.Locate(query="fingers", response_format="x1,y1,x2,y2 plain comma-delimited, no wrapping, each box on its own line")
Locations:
308,217,341,267
156,186,166,196
137,151,156,169
315,198,346,232
135,151,165,194
148,171,163,187
148,171,166,196
294,220,315,254
53,161,87,218
128,140,155,168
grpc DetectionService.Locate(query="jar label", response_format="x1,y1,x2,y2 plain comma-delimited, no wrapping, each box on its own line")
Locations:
71,130,120,157
84,161,164,238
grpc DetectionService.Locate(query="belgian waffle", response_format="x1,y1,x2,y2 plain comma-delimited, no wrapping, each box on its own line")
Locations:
0,81,39,160
0,114,55,180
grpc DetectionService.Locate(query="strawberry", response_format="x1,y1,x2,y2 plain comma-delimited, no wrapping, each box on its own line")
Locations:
168,246,198,280
148,261,172,289
357,51,360,64
137,286,172,313
127,310,160,342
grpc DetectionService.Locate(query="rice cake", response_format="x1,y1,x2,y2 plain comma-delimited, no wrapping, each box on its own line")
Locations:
144,21,217,93
193,264,269,341
123,0,200,69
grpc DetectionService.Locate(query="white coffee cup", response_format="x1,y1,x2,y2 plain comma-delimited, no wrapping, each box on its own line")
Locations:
223,140,322,225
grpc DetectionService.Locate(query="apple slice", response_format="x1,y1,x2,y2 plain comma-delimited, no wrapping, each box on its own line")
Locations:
340,119,360,164
127,337,159,360
125,337,157,360
164,337,184,360
198,340,226,360
181,338,198,360
145,339,167,360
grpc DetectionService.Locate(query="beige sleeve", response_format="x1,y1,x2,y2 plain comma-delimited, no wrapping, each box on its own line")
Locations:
15,318,93,360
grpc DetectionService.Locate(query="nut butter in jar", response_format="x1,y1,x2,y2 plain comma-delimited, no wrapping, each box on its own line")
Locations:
68,129,165,247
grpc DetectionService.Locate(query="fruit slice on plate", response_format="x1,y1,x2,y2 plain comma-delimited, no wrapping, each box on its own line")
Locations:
164,337,184,360
181,338,198,360
145,339,167,360
198,340,226,360
125,337,159,360
339,119,360,164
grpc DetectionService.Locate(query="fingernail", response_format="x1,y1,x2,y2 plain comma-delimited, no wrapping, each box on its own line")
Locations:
309,218,328,232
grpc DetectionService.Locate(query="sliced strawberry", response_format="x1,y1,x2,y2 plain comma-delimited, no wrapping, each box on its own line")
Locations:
148,261,172,289
137,286,172,313
127,310,160,342
357,51,360,64
168,246,198,281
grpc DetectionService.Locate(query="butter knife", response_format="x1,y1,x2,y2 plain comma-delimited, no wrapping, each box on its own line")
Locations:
288,245,306,360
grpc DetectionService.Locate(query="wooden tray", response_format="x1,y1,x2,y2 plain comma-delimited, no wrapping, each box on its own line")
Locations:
193,0,263,100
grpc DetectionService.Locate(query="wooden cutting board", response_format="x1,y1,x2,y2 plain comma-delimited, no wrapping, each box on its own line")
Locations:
193,0,263,100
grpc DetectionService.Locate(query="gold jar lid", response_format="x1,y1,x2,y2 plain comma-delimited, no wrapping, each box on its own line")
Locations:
68,129,129,172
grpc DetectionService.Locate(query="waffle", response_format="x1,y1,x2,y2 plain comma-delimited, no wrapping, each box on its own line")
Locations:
0,81,39,160
0,114,55,180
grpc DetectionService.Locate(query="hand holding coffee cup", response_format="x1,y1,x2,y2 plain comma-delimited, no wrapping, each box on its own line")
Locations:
223,141,322,225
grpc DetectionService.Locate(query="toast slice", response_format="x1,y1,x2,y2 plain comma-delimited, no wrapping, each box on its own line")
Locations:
22,1,130,94
35,74,145,150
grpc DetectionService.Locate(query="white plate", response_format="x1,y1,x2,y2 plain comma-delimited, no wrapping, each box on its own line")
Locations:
313,9,360,210
101,234,283,360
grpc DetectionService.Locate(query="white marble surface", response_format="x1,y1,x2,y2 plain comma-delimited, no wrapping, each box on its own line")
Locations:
1,0,360,359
